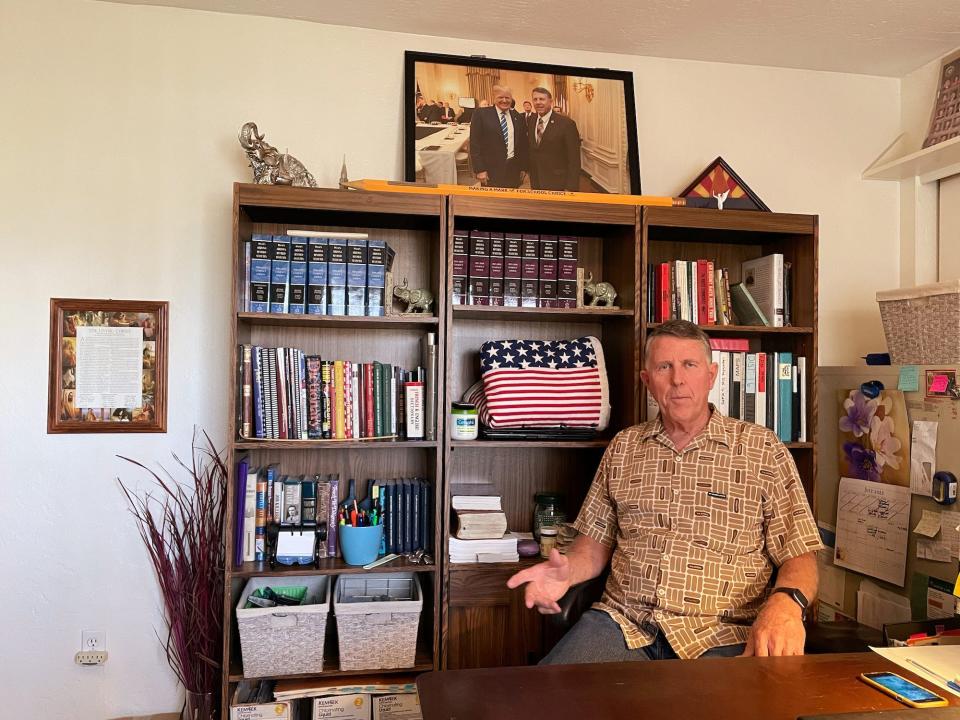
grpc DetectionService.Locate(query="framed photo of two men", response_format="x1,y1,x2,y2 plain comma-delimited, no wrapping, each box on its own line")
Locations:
404,51,641,195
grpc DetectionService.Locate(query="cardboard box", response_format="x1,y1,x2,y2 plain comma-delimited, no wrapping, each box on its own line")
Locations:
230,681,298,720
313,694,370,720
373,694,422,720
232,703,297,720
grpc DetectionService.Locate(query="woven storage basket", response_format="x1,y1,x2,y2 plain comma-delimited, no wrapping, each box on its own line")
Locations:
236,575,330,678
334,573,422,671
877,281,960,364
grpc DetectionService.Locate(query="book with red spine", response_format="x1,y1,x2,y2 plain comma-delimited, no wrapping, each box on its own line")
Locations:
697,260,710,324
706,261,717,325
709,338,750,352
364,362,375,438
657,262,671,321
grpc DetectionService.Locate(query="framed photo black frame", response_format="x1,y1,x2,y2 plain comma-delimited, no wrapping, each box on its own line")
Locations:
403,51,641,195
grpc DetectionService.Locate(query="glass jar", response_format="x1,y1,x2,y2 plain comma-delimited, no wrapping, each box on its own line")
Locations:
539,526,558,559
533,492,566,541
450,402,479,440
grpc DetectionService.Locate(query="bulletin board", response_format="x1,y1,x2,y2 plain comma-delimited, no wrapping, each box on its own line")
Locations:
817,366,960,622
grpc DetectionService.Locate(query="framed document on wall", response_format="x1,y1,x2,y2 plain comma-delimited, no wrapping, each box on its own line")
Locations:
48,298,168,433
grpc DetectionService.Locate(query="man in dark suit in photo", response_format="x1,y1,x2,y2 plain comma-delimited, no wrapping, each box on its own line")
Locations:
528,86,582,191
521,100,536,124
424,100,443,123
440,101,456,123
468,85,529,188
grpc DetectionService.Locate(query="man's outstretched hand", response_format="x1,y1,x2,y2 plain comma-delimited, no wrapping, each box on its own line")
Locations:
506,549,571,614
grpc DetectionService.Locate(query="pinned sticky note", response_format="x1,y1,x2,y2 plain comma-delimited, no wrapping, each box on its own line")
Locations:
899,365,919,392
930,374,950,393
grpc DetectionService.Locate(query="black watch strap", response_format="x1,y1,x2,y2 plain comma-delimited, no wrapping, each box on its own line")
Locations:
771,586,809,611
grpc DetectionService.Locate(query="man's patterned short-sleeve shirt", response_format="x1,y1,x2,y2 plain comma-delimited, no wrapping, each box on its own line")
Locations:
574,409,822,659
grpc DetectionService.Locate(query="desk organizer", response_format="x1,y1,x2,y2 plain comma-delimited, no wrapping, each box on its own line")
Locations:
334,572,422,671
236,575,331,677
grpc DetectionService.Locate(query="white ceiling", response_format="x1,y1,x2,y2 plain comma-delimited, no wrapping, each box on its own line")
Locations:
106,0,960,77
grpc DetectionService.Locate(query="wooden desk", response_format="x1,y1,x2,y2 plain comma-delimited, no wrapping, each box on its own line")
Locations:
417,653,960,720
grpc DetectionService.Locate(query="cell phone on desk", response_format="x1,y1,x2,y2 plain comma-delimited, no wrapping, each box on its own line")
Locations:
859,671,948,708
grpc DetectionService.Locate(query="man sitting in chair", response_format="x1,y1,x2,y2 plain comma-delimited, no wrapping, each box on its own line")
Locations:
508,319,822,663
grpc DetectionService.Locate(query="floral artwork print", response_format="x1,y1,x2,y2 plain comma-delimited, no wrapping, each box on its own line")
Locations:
837,389,910,486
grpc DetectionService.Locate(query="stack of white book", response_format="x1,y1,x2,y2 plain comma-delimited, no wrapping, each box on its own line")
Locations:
449,496,519,562
451,495,502,511
449,534,520,563
452,495,508,540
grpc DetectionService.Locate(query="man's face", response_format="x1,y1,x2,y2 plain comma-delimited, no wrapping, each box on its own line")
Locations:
494,89,514,111
640,336,717,427
532,91,553,115
523,101,532,113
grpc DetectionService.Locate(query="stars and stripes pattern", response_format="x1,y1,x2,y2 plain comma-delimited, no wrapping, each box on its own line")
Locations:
470,336,610,428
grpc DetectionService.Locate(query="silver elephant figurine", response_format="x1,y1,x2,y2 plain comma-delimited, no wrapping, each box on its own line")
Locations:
239,122,317,188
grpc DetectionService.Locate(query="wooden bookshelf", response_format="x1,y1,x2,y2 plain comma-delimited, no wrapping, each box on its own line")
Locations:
220,187,820,695
640,206,819,502
221,184,447,711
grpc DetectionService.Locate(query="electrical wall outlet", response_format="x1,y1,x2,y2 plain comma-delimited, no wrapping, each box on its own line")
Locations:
82,630,105,651
75,650,108,666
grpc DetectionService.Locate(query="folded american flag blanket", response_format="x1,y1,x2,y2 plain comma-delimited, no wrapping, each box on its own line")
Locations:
463,335,610,430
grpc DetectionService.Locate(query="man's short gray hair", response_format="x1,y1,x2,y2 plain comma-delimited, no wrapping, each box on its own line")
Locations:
643,319,713,366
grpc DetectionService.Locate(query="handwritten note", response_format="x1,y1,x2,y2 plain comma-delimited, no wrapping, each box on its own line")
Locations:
917,538,952,562
898,365,920,392
913,509,942,537
930,374,950,393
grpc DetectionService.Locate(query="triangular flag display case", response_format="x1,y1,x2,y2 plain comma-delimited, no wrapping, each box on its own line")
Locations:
679,156,771,212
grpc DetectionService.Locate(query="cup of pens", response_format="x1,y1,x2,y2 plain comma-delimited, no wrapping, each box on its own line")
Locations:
339,524,384,566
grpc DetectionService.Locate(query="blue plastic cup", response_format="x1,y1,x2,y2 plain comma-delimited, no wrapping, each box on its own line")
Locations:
339,524,384,566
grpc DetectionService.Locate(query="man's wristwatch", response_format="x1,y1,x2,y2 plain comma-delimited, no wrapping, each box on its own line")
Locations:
771,586,809,612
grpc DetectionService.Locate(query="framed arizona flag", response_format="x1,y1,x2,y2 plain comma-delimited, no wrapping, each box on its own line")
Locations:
679,156,770,211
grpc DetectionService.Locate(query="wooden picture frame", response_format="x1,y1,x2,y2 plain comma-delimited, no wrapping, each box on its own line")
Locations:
48,298,168,433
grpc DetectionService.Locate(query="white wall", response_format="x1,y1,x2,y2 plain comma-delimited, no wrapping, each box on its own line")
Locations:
1,1,900,716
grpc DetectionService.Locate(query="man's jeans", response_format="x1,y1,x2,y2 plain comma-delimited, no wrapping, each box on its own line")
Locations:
540,609,746,665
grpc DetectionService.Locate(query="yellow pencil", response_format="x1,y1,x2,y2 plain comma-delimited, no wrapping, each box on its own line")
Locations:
343,179,683,207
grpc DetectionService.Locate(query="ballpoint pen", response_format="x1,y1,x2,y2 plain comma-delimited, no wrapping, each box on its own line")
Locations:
905,657,960,692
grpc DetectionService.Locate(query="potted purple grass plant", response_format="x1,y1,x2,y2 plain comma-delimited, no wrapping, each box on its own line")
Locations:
118,430,226,720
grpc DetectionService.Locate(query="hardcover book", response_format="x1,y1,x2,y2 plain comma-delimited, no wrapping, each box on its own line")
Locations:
503,232,523,306
557,279,577,308
306,237,328,315
269,235,291,314
452,229,469,305
327,237,347,315
741,253,784,327
558,236,578,281
287,236,308,314
468,231,490,305
366,239,390,317
489,232,505,280
249,234,272,313
346,238,367,317
728,282,770,326
539,234,558,281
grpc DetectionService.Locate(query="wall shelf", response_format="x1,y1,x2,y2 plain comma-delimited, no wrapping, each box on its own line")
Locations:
863,134,960,183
